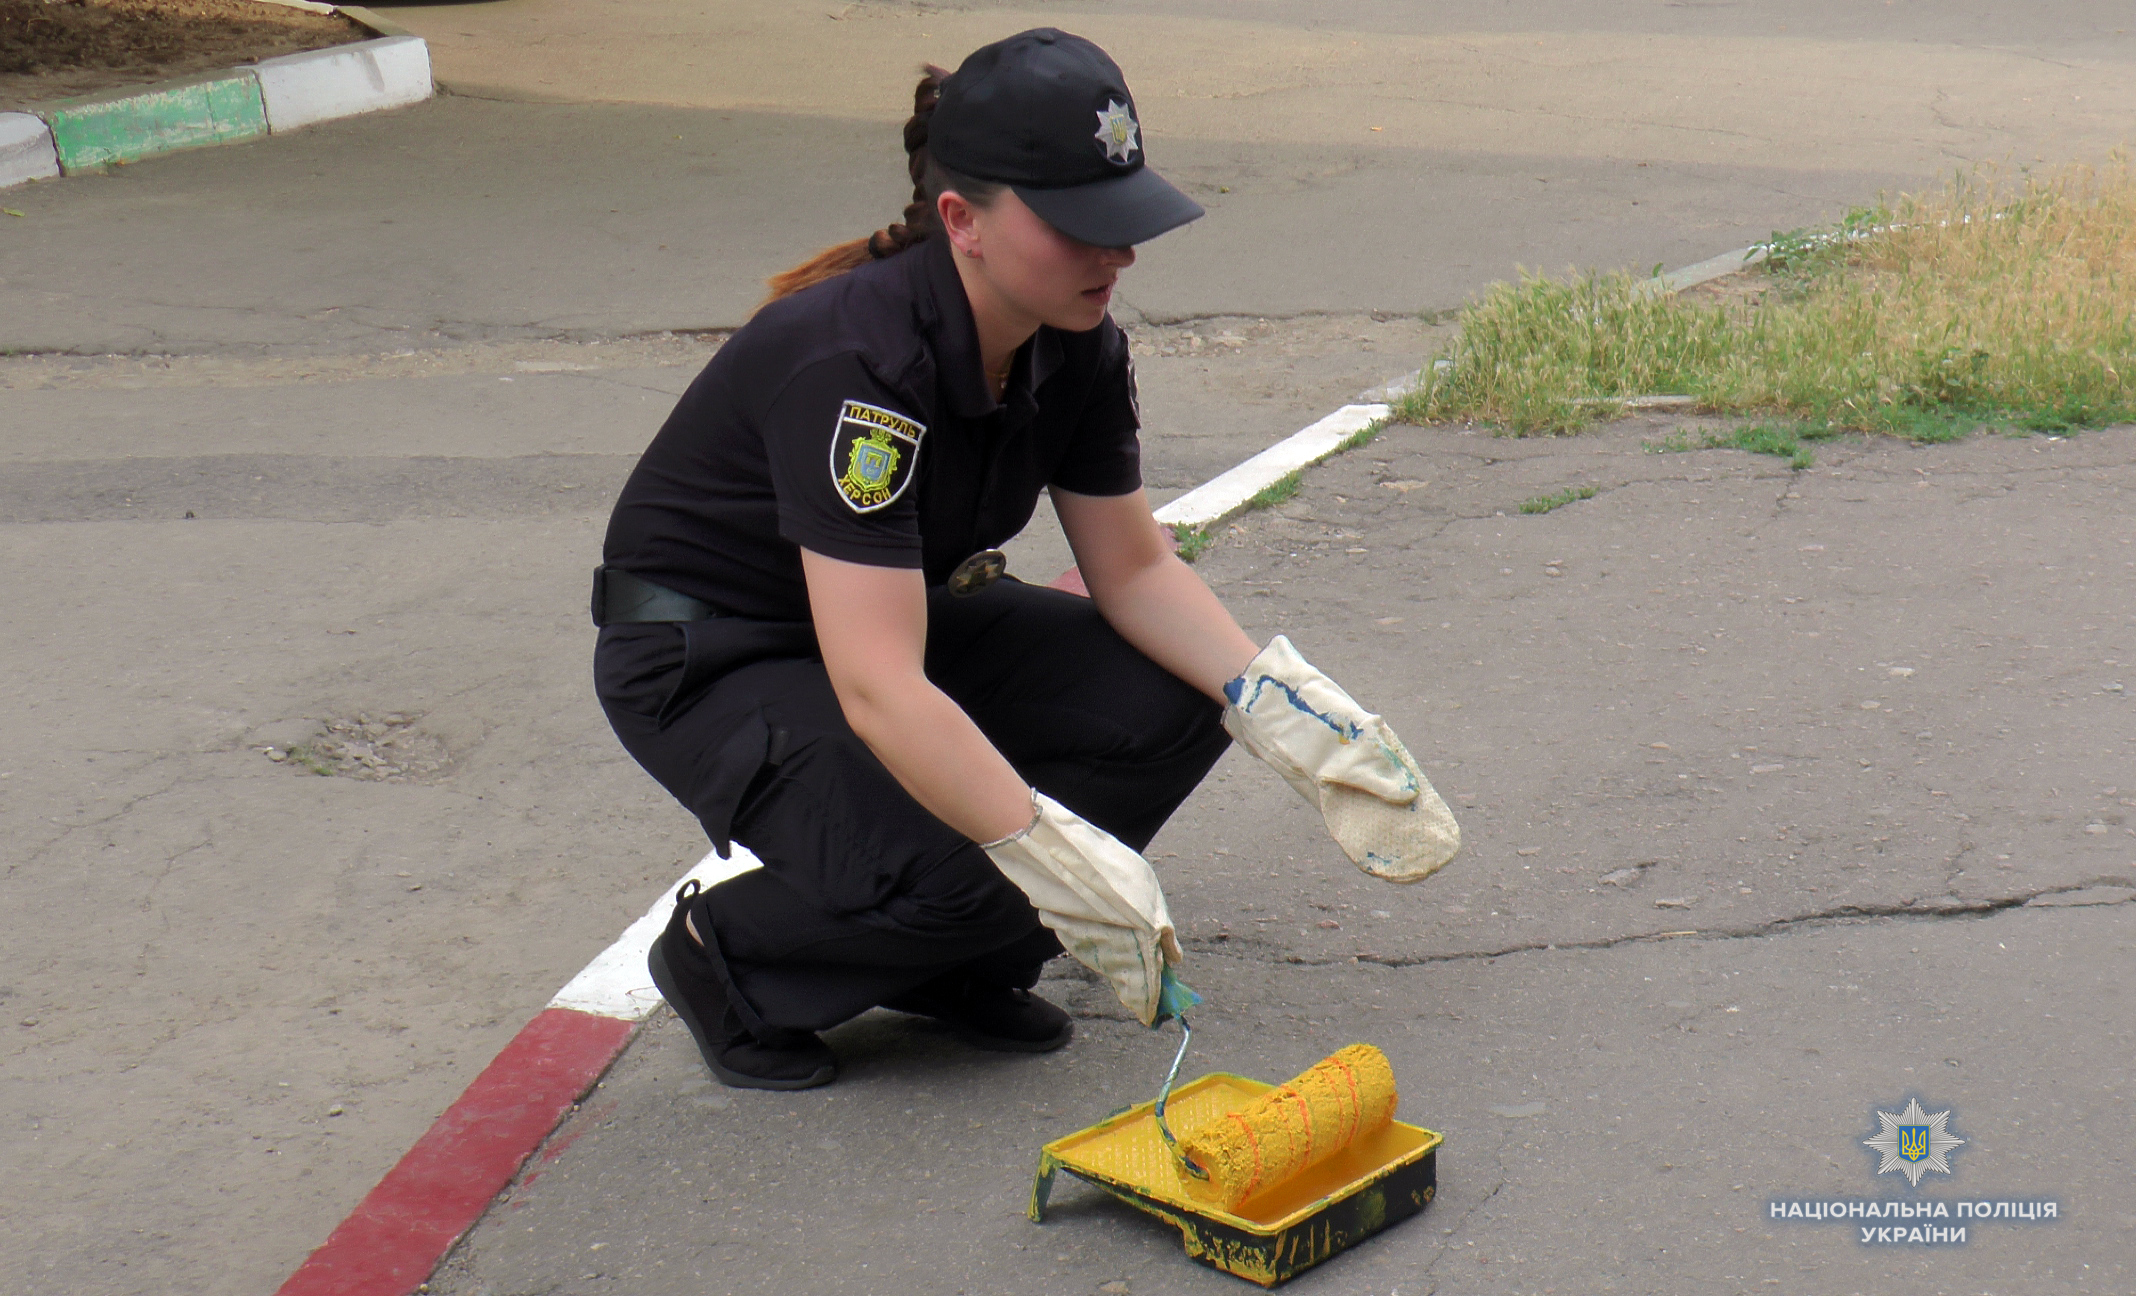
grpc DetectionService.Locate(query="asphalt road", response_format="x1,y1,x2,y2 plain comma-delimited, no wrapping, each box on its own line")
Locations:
2,2,2132,1293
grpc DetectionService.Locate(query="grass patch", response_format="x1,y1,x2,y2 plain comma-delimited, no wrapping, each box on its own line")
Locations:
285,744,336,777
1646,420,1842,470
1339,419,1387,452
1246,471,1302,510
1518,484,1600,514
1170,523,1213,563
1399,160,2136,439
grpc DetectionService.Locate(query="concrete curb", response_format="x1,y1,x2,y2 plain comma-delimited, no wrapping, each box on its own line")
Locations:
1154,402,1392,534
256,36,432,135
1650,243,1770,295
0,112,60,188
43,70,270,172
2,14,431,187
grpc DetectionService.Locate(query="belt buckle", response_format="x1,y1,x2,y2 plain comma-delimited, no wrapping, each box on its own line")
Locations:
947,549,1008,597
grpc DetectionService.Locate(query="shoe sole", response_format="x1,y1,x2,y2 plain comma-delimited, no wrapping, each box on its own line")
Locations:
647,936,836,1092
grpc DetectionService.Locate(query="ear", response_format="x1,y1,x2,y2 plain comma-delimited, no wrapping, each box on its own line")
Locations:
938,190,982,259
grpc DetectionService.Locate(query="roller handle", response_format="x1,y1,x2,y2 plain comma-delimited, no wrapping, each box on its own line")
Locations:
1152,1015,1209,1180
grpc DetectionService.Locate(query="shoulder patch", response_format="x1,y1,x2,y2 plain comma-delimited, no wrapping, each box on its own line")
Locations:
829,400,927,513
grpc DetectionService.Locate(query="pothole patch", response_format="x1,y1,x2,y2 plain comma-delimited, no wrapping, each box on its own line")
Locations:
262,713,450,783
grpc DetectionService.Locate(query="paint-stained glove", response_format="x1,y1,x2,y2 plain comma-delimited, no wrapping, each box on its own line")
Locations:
1223,635,1461,882
984,791,1183,1027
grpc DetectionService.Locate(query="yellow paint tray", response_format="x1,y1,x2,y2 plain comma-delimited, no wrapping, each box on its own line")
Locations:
1028,1072,1442,1287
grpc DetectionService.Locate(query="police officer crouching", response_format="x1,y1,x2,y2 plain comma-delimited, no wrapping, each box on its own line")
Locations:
594,30,1460,1091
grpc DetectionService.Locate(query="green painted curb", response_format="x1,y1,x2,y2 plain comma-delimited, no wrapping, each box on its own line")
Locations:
43,71,268,172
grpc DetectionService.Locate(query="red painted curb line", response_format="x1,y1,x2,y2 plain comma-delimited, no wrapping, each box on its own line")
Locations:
275,1007,636,1296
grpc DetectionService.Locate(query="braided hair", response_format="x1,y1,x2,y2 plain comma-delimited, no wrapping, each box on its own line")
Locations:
762,65,1003,304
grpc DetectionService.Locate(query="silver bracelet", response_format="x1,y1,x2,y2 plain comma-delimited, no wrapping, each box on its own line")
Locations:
980,789,1044,849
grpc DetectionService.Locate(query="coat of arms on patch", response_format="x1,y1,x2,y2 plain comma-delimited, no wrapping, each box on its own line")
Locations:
829,400,926,512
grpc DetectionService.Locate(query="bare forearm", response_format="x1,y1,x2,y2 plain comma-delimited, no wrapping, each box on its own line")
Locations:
799,548,1034,843
837,677,1034,843
1089,553,1259,701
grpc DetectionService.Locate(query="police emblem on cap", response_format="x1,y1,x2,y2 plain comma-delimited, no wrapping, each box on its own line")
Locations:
1094,99,1140,164
830,400,926,513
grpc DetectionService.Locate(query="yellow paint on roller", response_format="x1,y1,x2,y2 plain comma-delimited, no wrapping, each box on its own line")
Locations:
1177,1043,1398,1212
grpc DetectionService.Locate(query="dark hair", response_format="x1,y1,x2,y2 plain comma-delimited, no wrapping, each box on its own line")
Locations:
761,65,1004,304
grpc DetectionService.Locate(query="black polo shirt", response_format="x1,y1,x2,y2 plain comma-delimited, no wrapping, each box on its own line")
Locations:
602,236,1143,623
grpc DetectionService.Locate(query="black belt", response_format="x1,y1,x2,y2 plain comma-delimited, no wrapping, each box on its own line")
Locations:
591,566,718,626
594,548,1010,627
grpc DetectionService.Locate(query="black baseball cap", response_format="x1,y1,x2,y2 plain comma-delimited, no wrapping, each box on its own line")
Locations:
929,29,1204,248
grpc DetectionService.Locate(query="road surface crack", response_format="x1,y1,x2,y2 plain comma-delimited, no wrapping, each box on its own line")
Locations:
1194,880,2132,969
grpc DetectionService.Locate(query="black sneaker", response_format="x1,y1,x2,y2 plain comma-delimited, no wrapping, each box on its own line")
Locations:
885,976,1074,1053
647,885,837,1091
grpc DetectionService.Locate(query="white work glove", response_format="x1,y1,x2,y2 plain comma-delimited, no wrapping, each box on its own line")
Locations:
1223,635,1461,883
983,791,1184,1026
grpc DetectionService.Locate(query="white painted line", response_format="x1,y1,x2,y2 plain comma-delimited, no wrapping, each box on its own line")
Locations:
546,847,763,1021
1649,243,1768,295
1358,367,1436,404
1152,403,1390,531
256,35,433,135
1,112,60,189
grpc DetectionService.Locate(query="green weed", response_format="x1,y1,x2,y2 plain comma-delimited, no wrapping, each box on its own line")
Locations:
1247,472,1302,510
1644,420,1840,469
1518,485,1600,514
1339,419,1387,452
1171,524,1213,563
286,744,336,777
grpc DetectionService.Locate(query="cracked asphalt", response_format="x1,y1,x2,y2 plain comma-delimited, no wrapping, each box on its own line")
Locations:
429,420,2135,1296
5,2,2134,1294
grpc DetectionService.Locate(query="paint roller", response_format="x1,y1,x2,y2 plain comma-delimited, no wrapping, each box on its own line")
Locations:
1154,1037,1400,1213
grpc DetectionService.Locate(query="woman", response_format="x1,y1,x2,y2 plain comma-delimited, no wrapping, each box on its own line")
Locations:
595,29,1458,1092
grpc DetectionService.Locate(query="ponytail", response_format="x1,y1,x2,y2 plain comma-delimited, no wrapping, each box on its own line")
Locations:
761,64,999,305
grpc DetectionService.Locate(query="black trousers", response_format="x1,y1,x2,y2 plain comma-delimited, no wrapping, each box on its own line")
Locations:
595,577,1230,1033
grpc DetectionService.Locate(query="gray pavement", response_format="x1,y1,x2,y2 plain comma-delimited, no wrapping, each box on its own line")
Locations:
435,418,2136,1296
3,1,2134,1293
